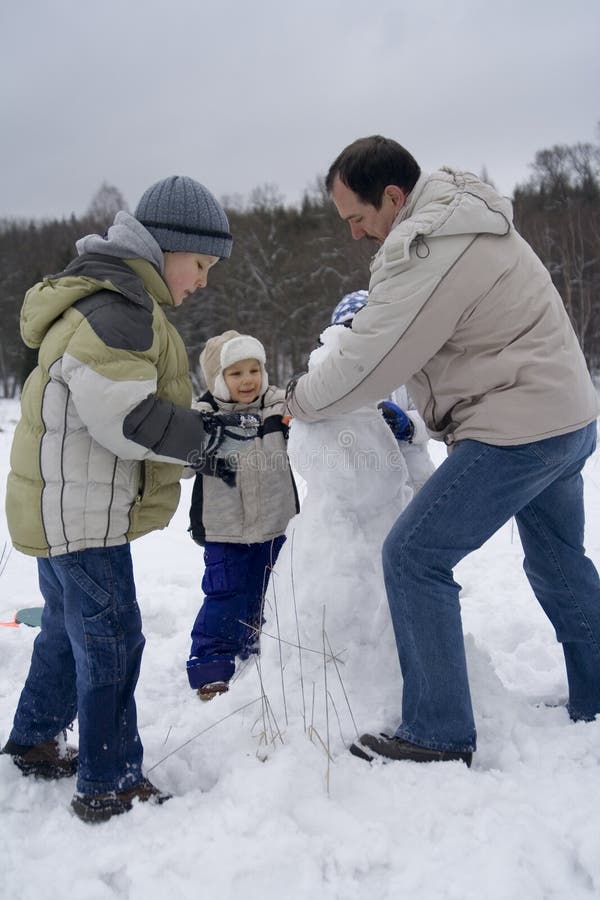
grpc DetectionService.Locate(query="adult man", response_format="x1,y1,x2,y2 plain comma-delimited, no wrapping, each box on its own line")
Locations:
286,135,600,767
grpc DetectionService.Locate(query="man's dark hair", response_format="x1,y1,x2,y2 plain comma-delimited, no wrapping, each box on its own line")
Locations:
325,135,421,208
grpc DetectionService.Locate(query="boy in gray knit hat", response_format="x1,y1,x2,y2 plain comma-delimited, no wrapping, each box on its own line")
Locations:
2,175,254,824
80,174,234,304
135,175,233,260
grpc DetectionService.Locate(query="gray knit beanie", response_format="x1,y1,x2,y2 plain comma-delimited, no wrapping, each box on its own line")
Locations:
134,176,233,259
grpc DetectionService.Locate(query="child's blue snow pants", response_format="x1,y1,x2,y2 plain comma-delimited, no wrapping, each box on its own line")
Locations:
186,536,285,688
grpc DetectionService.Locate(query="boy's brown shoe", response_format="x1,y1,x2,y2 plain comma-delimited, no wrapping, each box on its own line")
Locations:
71,778,171,824
2,735,78,779
349,732,472,767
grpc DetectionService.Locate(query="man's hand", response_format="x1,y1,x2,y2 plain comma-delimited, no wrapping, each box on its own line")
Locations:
378,400,414,442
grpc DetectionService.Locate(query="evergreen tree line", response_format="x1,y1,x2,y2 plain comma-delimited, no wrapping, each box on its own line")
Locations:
1,138,599,399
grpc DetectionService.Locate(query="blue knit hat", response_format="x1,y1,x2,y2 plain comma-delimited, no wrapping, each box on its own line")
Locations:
134,176,233,259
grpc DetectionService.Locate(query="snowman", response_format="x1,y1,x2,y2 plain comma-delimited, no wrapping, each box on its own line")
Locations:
261,300,417,750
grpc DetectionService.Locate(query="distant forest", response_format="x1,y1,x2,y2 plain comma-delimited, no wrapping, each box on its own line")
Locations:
1,138,599,398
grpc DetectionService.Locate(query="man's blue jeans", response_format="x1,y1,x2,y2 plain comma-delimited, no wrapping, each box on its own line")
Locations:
9,545,146,794
382,422,600,752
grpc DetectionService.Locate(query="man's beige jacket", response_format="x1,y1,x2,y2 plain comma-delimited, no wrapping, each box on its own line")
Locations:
288,169,598,446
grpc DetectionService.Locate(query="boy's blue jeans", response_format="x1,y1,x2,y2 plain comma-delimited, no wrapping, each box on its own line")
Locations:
9,545,145,794
382,422,600,753
187,536,285,688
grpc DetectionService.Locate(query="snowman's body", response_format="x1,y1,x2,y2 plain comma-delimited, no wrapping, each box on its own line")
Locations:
263,327,414,742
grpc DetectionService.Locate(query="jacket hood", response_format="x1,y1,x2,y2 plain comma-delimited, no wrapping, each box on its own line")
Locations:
401,169,513,237
200,330,269,401
76,211,165,274
20,254,165,349
377,168,513,273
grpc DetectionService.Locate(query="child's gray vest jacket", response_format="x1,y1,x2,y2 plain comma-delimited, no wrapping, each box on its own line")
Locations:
6,254,201,557
190,387,299,545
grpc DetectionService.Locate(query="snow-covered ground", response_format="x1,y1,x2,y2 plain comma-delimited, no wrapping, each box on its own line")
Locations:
1,395,600,900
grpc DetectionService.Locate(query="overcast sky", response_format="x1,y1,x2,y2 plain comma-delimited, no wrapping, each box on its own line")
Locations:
1,0,598,220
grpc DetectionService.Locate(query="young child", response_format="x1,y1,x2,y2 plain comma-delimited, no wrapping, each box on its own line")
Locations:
330,291,435,493
187,331,299,699
1,177,259,824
